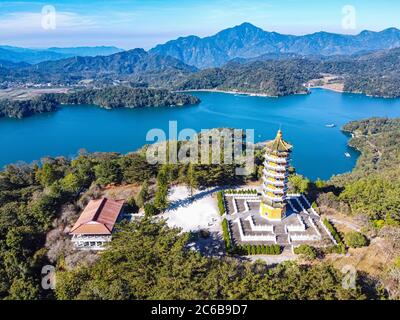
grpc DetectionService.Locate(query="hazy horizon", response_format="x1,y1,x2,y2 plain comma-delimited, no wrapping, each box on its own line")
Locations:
1,0,399,49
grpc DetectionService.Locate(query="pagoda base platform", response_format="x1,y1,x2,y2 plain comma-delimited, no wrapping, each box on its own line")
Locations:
259,202,286,220
223,191,337,251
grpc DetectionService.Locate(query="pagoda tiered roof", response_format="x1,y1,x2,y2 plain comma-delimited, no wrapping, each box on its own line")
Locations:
265,130,293,154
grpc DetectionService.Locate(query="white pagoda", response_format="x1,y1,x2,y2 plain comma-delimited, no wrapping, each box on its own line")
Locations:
260,130,292,220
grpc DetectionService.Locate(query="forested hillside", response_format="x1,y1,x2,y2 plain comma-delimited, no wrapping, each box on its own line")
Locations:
0,49,197,87
0,87,200,118
318,118,400,226
176,48,400,98
2,46,400,98
0,125,393,299
0,136,248,299
176,59,321,96
55,219,368,300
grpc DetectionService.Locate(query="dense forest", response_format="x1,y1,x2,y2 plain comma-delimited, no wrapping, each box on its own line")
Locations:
0,124,394,299
176,48,400,98
3,47,400,98
55,219,368,300
0,87,200,118
0,48,197,87
53,86,200,109
318,118,400,227
176,59,321,96
0,135,251,299
0,95,59,118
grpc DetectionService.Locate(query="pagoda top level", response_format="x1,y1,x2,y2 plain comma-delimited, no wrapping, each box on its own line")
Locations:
265,130,293,155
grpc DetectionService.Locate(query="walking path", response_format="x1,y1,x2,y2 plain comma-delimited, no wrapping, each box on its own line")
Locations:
329,218,361,232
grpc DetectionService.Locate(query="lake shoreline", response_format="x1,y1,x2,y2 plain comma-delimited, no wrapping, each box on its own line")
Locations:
176,88,310,98
2,89,400,179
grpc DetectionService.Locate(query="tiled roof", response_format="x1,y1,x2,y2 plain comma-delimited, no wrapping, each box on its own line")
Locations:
70,198,124,235
266,130,293,153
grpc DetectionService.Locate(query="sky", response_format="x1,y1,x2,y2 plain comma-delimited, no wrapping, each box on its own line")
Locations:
0,0,399,49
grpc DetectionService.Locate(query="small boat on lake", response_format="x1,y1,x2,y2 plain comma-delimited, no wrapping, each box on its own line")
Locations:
344,152,351,158
325,123,336,128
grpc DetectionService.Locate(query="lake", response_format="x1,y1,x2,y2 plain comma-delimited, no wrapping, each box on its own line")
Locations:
1,88,400,180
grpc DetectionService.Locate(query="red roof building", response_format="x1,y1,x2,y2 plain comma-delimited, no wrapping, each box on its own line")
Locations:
70,198,125,250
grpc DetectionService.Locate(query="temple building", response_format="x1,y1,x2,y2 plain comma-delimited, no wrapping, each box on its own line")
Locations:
223,129,337,252
260,130,292,220
70,198,125,250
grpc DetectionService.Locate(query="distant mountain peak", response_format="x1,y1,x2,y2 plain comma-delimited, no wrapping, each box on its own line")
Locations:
218,22,266,35
234,22,260,29
0,45,124,64
150,23,400,69
381,27,400,33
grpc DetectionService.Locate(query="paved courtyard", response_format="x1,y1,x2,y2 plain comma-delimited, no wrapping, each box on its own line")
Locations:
161,185,225,257
224,192,335,252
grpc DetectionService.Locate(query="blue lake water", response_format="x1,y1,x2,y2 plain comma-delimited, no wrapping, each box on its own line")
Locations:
1,88,400,180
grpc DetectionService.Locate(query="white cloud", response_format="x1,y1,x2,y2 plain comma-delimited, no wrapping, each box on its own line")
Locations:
0,10,99,33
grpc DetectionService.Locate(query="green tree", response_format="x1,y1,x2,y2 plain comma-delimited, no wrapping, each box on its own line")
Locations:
8,277,39,300
126,197,139,213
136,180,150,208
294,244,318,260
94,160,121,186
71,155,95,188
60,173,81,194
315,178,325,189
35,163,60,187
154,165,169,210
144,203,159,216
289,174,310,194
344,232,368,248
119,154,156,183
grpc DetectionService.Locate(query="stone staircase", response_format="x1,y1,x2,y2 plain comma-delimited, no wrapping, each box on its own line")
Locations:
274,224,289,245
276,234,290,245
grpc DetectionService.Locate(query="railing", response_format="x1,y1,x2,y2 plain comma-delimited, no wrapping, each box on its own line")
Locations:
285,214,306,232
320,219,338,246
301,195,320,216
262,192,285,202
287,193,301,198
263,169,287,179
262,176,286,187
71,235,112,242
245,216,274,232
262,183,287,194
232,198,238,214
264,154,289,164
234,218,277,243
264,162,288,172
243,200,250,212
289,234,320,242
308,216,322,238
225,193,260,199
295,197,308,214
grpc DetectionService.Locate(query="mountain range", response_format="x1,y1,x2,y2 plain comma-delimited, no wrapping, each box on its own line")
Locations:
1,48,197,87
2,22,400,98
0,46,123,64
176,47,400,98
150,22,400,68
